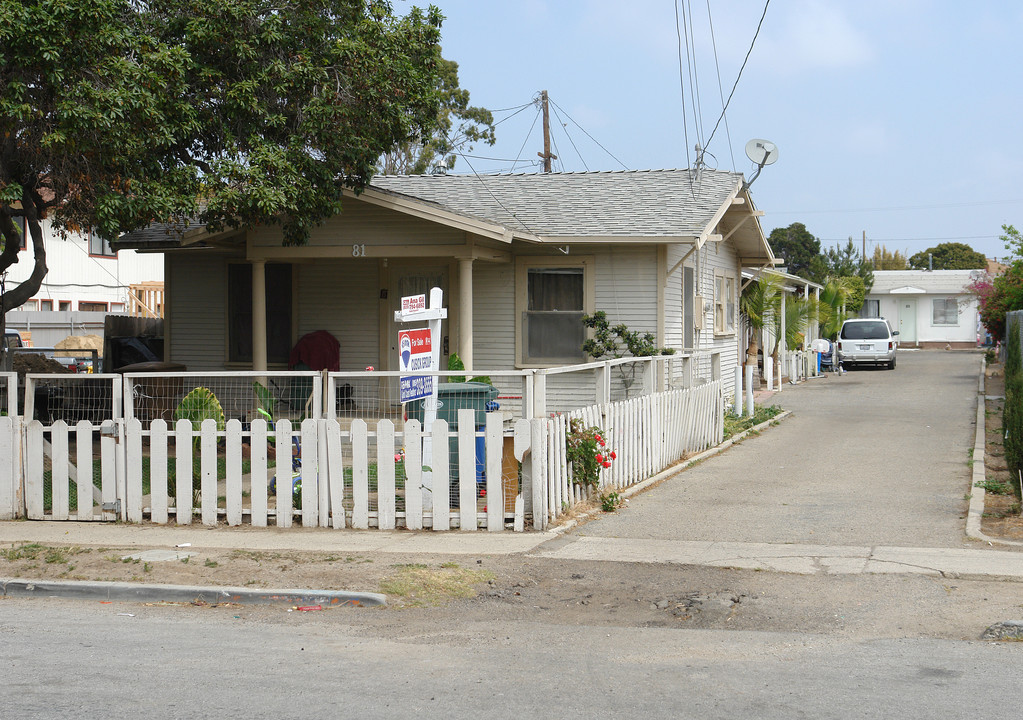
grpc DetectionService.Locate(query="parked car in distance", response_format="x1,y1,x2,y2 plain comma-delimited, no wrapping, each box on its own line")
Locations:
836,318,898,370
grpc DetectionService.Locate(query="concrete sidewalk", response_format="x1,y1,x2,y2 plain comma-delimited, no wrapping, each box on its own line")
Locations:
534,536,1023,581
0,521,556,556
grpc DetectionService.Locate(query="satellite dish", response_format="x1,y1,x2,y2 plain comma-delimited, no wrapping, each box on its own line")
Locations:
745,139,779,166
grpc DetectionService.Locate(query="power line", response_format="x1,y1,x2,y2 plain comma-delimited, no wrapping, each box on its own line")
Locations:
548,98,628,170
455,154,543,237
775,198,1023,214
673,0,692,173
704,0,770,151
705,0,735,171
685,0,705,148
549,103,588,171
509,102,542,173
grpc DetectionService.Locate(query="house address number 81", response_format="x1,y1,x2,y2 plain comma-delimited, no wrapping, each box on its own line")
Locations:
352,244,366,257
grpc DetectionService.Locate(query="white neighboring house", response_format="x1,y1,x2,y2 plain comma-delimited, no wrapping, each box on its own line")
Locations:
3,217,163,347
862,269,982,349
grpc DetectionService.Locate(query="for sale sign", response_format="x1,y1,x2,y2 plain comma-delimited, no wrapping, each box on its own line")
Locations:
398,328,434,403
401,294,427,314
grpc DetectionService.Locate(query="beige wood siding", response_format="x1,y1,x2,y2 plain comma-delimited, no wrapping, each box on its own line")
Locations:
595,246,658,338
297,261,380,370
663,244,687,350
251,200,464,248
473,262,515,369
168,254,227,370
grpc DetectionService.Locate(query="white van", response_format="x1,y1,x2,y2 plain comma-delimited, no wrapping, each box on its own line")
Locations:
836,318,898,369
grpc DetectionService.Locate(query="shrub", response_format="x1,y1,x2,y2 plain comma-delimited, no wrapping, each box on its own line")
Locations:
1004,316,1023,500
565,418,617,489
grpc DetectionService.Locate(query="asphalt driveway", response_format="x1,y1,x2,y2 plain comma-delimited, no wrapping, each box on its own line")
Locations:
576,351,982,548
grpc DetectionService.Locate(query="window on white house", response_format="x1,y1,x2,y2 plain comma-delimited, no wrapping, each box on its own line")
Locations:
516,258,592,365
714,272,736,335
863,299,881,318
932,297,959,326
39,299,53,311
88,229,115,258
58,300,71,311
79,301,107,312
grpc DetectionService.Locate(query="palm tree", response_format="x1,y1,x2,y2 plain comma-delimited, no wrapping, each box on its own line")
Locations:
739,274,782,372
818,278,854,340
770,294,818,362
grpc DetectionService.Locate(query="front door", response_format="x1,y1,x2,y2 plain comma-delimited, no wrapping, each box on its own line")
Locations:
386,265,450,372
898,298,917,343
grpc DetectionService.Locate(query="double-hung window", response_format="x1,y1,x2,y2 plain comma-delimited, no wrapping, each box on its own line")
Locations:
932,297,959,326
88,229,116,258
714,272,736,335
516,257,593,366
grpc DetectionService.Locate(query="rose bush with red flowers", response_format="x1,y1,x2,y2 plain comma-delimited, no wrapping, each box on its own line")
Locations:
565,418,617,488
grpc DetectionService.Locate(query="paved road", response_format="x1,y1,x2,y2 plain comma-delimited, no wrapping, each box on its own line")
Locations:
2,599,1021,720
570,351,981,548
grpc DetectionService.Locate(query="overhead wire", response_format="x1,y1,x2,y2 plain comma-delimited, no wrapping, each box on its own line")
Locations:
548,98,629,170
456,153,543,237
706,0,736,171
549,102,590,171
673,0,693,176
683,0,705,148
509,102,542,173
704,0,770,151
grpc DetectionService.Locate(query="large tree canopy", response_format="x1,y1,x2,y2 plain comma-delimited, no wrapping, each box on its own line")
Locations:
766,222,827,283
379,57,495,175
909,242,987,270
1,0,445,321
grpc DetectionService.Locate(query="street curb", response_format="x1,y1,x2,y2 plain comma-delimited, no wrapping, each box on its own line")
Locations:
966,357,1023,548
547,410,793,535
0,577,387,607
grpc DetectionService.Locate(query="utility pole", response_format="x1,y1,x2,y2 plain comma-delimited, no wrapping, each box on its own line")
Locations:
536,90,557,173
862,230,867,262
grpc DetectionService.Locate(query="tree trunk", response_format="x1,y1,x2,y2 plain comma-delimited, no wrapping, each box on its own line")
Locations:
0,189,49,369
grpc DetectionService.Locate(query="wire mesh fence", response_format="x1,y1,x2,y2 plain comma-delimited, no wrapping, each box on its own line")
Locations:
326,370,531,515
1,372,15,417
123,371,323,424
24,374,120,424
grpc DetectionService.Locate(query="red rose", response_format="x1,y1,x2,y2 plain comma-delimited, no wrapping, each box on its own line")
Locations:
595,453,604,463
603,461,611,468
610,451,617,460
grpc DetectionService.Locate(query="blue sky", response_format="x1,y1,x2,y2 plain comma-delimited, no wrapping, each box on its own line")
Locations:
401,0,1023,261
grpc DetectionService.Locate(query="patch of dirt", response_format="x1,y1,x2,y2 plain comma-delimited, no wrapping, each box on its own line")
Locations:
981,363,1023,540
12,352,72,376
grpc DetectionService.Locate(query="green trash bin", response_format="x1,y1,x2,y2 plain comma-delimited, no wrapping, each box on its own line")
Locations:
408,382,499,507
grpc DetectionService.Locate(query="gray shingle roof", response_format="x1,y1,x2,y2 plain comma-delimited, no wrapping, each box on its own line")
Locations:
370,168,742,238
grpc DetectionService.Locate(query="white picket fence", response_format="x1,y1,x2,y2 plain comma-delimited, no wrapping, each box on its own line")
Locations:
21,411,538,531
2,373,728,530
543,381,724,515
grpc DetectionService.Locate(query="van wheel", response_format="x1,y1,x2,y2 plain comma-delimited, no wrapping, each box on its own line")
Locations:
888,358,896,370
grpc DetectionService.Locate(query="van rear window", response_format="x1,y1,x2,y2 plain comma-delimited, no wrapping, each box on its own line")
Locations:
841,321,890,340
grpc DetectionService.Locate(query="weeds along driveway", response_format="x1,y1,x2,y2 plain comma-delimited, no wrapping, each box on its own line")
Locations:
577,351,981,548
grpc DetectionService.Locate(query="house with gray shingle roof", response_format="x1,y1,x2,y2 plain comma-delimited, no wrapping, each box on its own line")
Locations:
118,168,775,400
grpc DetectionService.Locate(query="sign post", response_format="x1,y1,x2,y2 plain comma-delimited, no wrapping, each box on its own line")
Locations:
395,287,447,510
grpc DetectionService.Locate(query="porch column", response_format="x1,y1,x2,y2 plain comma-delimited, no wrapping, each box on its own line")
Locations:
779,291,787,389
252,259,267,372
458,258,474,371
